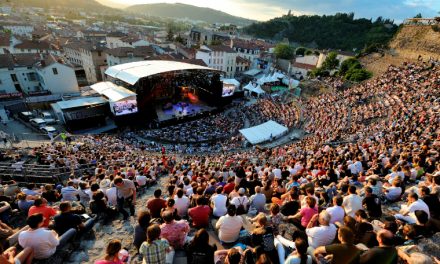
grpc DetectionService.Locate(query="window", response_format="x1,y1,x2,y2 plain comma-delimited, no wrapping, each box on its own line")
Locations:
10,74,18,82
27,72,37,81
52,68,58,75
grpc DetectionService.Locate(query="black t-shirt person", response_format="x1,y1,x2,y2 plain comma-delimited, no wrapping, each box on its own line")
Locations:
360,246,398,264
53,212,82,235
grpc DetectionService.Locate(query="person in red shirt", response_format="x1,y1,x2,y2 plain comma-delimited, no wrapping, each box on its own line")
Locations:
188,197,211,228
146,189,167,219
223,177,235,195
28,198,57,227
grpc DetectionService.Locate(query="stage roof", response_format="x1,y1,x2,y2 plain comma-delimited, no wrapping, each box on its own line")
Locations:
105,60,219,85
90,82,136,102
239,120,288,145
56,97,107,110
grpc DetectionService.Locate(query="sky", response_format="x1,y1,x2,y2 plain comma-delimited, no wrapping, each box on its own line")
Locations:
107,0,440,22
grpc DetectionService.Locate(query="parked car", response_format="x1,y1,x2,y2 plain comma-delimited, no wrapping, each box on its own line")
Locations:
41,126,58,137
40,112,56,124
29,118,46,128
19,111,34,121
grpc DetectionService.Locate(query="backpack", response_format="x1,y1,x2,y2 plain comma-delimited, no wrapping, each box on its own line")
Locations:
236,197,248,215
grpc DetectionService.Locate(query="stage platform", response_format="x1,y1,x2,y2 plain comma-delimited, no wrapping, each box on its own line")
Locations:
156,102,216,122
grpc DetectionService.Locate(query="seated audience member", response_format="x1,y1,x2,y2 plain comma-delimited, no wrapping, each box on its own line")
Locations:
174,188,190,219
133,210,151,251
284,237,312,264
342,185,363,218
61,181,79,202
90,191,117,224
250,214,278,264
414,210,440,237
289,196,318,230
419,186,440,219
230,188,249,214
28,198,56,228
18,213,59,259
42,184,59,204
186,228,217,264
248,186,266,214
147,189,167,219
54,201,93,235
17,193,34,213
216,205,244,244
188,197,211,228
394,193,430,224
360,230,397,264
95,239,124,264
305,211,337,249
0,220,14,242
160,211,190,250
362,187,382,219
211,187,228,218
325,195,345,224
0,202,11,224
140,224,174,264
0,246,33,264
314,226,361,264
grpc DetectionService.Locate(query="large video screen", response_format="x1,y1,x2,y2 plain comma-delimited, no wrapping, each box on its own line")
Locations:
113,100,138,116
222,82,235,97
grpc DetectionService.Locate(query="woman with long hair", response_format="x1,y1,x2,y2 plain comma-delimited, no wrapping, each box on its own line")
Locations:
187,228,217,264
284,237,312,264
95,239,123,264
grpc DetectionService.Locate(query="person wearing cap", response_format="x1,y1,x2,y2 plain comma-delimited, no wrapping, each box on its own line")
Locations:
231,188,249,213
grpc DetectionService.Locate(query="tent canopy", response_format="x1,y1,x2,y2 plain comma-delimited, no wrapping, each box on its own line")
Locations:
105,60,219,85
221,78,240,87
239,120,288,144
90,82,136,102
55,97,107,110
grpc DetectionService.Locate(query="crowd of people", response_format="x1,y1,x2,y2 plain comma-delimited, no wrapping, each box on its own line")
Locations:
0,59,438,264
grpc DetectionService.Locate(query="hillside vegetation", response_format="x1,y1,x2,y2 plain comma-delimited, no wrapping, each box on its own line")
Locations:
125,3,254,26
244,13,398,51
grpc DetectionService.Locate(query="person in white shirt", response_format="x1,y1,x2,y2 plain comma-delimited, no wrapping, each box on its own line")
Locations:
230,188,249,211
135,173,148,187
342,186,363,217
272,166,282,179
395,192,430,224
211,187,228,217
106,186,117,207
19,213,60,259
305,211,337,249
216,205,243,243
384,179,402,202
325,196,345,224
174,188,190,218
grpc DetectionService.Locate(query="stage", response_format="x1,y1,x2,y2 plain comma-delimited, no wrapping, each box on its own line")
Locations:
156,101,216,122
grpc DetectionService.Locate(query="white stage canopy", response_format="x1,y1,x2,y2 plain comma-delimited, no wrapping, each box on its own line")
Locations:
55,97,107,110
221,78,240,87
90,82,136,102
105,60,218,85
239,120,288,144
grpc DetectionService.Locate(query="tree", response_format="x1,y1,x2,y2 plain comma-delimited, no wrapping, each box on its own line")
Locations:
344,68,372,82
295,47,307,56
414,13,422,18
274,43,294,60
321,52,339,70
339,58,361,76
309,67,329,78
166,28,174,42
175,34,185,44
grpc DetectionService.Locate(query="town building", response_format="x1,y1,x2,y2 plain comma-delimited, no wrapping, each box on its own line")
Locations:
196,45,237,78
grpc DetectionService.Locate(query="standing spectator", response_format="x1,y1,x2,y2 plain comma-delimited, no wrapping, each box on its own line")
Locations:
18,214,59,260
147,189,167,219
160,211,190,250
114,177,136,220
28,198,56,228
342,186,363,218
